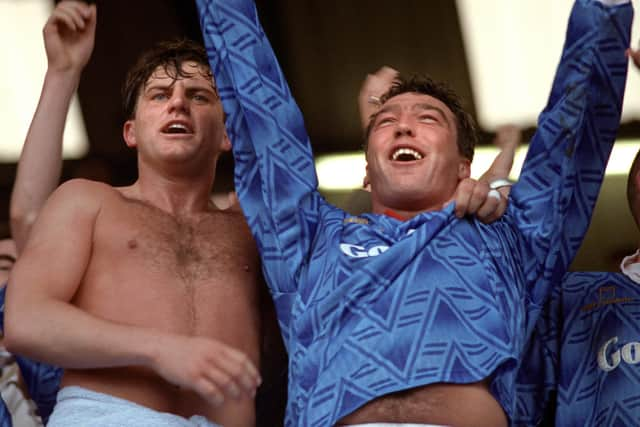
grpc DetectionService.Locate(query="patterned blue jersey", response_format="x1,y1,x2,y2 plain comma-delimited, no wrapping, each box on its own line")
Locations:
516,271,640,427
195,1,630,425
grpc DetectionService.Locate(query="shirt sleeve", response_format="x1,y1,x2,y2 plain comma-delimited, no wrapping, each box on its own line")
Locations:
509,0,632,305
197,0,325,299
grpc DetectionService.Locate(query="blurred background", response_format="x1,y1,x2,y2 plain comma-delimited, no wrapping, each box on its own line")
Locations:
0,0,638,270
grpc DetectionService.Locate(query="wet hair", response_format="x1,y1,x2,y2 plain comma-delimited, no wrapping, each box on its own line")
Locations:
122,39,213,120
627,148,640,227
364,74,477,161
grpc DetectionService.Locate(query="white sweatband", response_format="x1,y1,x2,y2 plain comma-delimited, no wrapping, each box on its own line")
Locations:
489,179,514,190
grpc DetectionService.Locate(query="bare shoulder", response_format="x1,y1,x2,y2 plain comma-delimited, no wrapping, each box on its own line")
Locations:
20,179,117,258
54,178,116,199
45,178,119,217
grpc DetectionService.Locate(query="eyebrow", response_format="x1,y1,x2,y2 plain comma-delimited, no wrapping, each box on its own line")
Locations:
374,102,452,128
412,103,451,127
144,81,217,93
0,254,16,264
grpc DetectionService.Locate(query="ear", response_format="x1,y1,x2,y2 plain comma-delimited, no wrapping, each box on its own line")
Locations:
221,131,232,152
633,167,640,192
364,162,371,188
457,158,471,180
123,120,137,148
362,174,371,191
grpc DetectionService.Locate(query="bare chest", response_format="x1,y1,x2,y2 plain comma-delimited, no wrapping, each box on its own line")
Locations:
92,201,257,283
76,199,261,335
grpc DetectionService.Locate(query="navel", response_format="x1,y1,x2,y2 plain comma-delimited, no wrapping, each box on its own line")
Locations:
127,239,138,249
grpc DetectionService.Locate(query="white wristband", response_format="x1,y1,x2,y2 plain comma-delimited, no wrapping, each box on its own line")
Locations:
489,179,514,190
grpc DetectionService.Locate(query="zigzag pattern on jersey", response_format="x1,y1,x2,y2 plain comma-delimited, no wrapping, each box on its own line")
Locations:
196,1,631,426
516,272,640,427
512,0,632,311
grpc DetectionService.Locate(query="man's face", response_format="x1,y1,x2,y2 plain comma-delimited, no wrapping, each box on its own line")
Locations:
0,239,17,285
123,62,230,170
365,92,470,212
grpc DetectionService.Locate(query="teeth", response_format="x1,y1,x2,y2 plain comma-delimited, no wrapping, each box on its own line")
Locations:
392,148,423,161
164,123,191,134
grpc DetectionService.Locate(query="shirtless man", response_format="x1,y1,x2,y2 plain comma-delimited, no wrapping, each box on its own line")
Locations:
4,2,261,426
196,0,632,426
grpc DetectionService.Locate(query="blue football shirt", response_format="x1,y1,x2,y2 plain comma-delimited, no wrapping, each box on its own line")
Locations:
196,1,631,425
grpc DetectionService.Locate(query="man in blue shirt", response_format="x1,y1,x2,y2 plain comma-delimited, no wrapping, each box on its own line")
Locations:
195,0,632,425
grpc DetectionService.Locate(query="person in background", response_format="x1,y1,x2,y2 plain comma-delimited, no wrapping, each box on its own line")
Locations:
0,238,40,427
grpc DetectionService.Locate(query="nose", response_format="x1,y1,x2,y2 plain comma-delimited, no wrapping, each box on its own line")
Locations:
394,120,414,138
168,87,189,114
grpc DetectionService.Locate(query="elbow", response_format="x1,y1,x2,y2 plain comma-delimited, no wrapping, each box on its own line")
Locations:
3,330,21,356
4,303,33,355
9,207,37,253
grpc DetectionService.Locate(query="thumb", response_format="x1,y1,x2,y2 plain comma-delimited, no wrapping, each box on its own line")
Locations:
441,195,456,211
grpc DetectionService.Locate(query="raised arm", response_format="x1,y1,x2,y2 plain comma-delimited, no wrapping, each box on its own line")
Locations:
196,0,326,303
510,0,631,304
10,1,96,254
479,125,521,188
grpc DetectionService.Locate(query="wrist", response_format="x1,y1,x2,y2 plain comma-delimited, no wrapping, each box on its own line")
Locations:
489,178,515,190
44,66,83,86
142,330,173,371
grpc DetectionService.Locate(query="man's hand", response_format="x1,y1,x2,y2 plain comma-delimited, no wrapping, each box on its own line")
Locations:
479,125,521,192
44,0,97,73
481,126,520,177
358,66,399,129
449,178,507,224
451,125,521,223
627,44,640,70
153,334,261,407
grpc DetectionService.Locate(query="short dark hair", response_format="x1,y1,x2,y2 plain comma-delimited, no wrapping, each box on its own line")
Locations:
122,39,213,120
627,148,640,227
364,75,477,161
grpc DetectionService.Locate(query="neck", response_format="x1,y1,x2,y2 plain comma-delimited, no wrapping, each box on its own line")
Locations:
370,197,447,220
133,168,216,215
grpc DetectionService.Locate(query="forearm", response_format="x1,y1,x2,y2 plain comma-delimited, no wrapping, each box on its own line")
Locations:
198,0,322,294
6,282,261,405
10,69,80,253
512,1,631,267
5,293,162,371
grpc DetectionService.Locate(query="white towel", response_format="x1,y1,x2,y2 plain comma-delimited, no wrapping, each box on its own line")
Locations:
47,386,220,427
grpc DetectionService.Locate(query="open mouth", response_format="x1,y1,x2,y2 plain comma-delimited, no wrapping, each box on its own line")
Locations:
391,147,423,162
162,122,193,135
